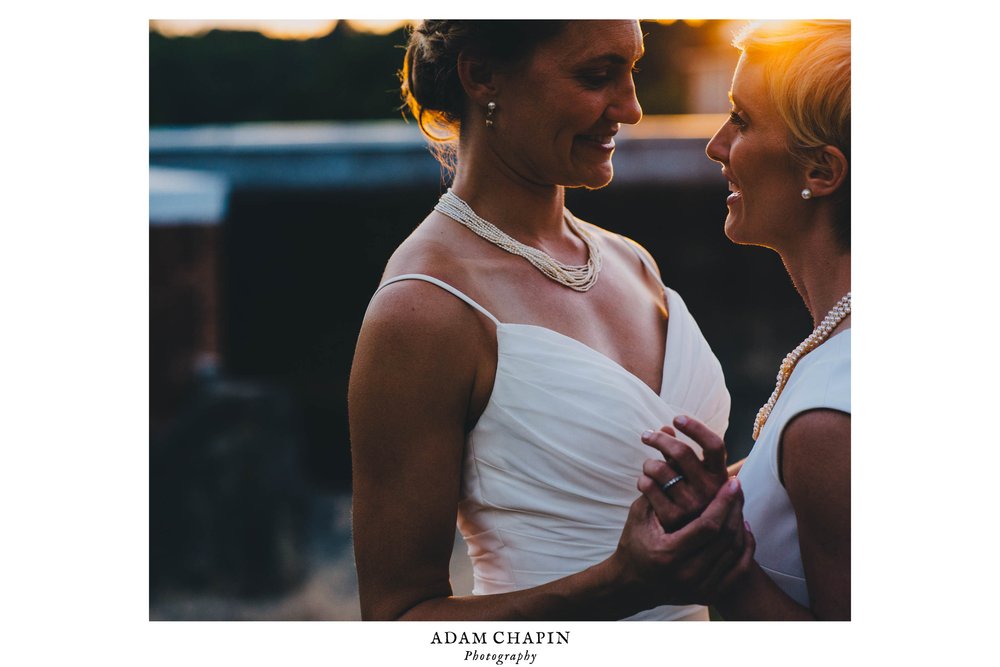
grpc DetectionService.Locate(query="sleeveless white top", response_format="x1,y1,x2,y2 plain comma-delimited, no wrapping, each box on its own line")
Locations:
376,272,730,620
737,329,850,607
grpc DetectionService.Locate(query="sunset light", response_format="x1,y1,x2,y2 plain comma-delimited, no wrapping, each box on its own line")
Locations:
651,19,711,27
149,19,412,39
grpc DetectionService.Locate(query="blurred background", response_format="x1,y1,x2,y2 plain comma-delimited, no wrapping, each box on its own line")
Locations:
149,18,809,620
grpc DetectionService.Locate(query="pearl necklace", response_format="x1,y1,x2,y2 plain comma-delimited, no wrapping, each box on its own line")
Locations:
434,189,602,292
753,292,852,441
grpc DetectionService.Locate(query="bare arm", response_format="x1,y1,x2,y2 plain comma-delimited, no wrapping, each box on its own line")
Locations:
349,282,747,620
349,281,477,619
713,409,851,620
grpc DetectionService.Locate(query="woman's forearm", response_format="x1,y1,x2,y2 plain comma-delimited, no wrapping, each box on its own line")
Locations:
386,485,750,621
391,555,654,621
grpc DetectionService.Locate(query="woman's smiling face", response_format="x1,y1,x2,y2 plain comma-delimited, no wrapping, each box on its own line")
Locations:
706,54,805,248
491,20,644,190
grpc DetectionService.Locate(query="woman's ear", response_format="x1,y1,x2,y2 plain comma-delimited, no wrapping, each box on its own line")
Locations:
804,145,849,198
456,50,498,106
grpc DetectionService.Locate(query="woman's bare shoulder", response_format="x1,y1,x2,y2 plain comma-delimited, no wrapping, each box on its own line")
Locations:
574,218,662,278
573,219,666,297
381,215,470,279
364,217,487,343
781,409,850,513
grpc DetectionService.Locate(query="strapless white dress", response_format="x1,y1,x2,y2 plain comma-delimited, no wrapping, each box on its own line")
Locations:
376,272,730,620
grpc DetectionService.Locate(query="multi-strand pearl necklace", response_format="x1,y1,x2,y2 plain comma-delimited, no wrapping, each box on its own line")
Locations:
434,189,602,292
752,292,852,441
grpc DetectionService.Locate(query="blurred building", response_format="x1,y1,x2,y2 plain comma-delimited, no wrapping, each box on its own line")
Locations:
149,167,227,431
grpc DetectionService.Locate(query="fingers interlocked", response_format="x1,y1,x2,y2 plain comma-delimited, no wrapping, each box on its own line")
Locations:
640,420,729,531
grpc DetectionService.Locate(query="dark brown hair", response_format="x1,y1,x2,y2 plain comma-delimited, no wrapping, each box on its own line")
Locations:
400,20,570,146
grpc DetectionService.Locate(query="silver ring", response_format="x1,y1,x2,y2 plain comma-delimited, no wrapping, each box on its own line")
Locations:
660,474,685,492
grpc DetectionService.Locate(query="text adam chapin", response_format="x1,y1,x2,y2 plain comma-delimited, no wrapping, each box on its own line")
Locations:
430,630,570,665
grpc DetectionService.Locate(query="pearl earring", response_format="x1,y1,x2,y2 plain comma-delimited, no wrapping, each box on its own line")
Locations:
485,101,496,128
801,188,812,200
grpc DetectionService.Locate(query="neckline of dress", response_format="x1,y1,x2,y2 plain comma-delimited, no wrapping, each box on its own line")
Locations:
494,290,672,399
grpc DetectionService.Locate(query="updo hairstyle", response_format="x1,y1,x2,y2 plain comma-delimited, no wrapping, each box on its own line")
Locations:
400,20,570,145
734,20,851,247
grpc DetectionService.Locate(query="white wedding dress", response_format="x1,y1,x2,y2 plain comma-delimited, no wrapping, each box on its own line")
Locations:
375,270,730,620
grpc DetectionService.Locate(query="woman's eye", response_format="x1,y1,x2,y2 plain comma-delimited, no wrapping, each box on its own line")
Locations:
728,111,747,129
579,72,611,87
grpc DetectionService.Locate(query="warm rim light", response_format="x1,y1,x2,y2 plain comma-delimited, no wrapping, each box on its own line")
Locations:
346,19,412,35
150,19,413,39
151,19,339,39
648,19,713,27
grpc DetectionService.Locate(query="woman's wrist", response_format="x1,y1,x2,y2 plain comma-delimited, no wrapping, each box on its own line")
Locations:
587,552,652,619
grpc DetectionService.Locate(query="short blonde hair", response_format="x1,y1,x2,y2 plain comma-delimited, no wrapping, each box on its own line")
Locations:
734,20,850,247
733,20,851,168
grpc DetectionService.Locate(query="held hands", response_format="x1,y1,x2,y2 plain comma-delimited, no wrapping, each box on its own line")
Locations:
612,415,755,606
612,476,753,607
639,415,730,531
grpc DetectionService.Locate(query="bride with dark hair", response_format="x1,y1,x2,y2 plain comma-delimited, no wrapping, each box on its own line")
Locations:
349,19,750,621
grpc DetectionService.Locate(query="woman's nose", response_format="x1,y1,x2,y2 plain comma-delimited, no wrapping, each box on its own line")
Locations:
705,123,730,164
609,78,643,125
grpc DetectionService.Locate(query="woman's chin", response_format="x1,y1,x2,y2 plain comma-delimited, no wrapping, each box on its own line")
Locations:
585,176,614,190
723,215,751,245
567,150,615,187
572,164,614,190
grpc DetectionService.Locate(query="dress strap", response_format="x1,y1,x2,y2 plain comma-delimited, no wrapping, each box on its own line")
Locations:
376,273,501,326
